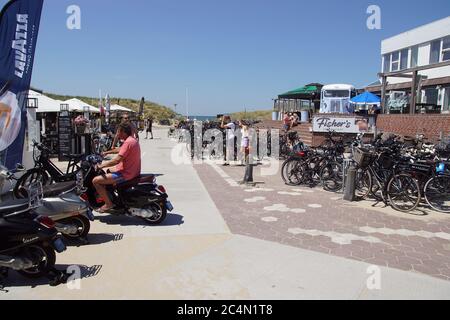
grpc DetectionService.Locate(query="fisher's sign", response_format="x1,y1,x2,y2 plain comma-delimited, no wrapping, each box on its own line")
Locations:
313,116,365,133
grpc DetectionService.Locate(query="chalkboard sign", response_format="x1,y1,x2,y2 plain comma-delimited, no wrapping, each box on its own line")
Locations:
58,112,72,161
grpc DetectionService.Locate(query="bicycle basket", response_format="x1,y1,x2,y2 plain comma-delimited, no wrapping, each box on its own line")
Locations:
353,148,375,168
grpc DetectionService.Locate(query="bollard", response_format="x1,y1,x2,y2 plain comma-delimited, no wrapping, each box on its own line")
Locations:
343,165,357,202
243,162,254,183
240,149,255,185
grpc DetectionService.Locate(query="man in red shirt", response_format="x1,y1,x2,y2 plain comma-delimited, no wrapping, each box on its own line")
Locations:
93,122,141,212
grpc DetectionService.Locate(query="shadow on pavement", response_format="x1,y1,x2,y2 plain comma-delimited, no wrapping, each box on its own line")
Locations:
96,213,184,227
156,213,184,226
0,264,103,291
65,233,125,247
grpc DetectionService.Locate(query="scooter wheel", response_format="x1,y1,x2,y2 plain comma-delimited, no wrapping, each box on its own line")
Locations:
18,244,56,279
61,216,91,240
141,203,167,225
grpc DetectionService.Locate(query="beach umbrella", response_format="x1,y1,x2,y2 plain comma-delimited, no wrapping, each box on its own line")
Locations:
350,91,381,111
350,92,381,105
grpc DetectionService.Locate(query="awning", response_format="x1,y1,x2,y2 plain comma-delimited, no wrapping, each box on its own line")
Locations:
110,104,134,112
28,90,65,113
65,98,100,113
366,76,450,93
278,84,322,100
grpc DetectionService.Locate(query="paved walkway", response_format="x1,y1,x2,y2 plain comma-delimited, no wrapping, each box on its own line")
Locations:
2,128,450,299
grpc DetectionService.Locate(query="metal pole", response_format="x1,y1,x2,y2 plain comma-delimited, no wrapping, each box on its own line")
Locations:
381,76,387,114
411,71,418,115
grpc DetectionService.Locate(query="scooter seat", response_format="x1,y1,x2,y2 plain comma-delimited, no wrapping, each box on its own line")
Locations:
43,181,77,198
139,174,156,184
0,199,29,216
116,174,156,191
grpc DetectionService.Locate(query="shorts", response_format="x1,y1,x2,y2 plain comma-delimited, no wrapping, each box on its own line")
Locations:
111,172,126,184
147,127,153,132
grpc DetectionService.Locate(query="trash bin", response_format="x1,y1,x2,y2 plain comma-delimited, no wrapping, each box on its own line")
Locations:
301,111,309,123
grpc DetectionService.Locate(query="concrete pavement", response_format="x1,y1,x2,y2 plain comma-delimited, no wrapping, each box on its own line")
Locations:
2,128,450,300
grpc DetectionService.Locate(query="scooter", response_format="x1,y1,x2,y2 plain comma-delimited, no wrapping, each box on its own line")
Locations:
0,182,67,284
82,155,174,225
1,166,94,243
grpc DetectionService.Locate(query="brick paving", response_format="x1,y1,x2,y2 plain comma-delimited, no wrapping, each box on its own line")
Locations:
194,161,450,281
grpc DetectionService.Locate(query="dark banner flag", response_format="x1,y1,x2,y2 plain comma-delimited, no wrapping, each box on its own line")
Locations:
0,0,44,169
139,97,145,118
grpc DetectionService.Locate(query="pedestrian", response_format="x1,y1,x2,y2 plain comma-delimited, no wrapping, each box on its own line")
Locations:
220,115,236,166
239,120,250,165
146,116,154,139
283,113,292,132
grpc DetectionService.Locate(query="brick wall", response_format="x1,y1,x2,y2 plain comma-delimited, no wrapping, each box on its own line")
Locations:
376,115,450,142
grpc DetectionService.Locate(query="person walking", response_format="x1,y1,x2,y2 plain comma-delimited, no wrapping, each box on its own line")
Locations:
145,116,154,139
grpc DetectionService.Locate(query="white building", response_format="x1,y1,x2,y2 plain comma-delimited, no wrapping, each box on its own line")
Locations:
368,16,450,113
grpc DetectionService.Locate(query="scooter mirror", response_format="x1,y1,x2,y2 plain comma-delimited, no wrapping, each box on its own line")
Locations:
15,163,26,172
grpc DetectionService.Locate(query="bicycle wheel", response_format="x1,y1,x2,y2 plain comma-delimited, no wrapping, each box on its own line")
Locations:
13,168,50,198
321,162,343,192
355,168,372,200
387,174,421,212
281,159,294,185
370,168,390,201
285,159,306,186
424,175,450,213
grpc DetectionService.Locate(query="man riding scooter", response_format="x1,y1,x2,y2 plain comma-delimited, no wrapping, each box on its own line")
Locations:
94,123,141,213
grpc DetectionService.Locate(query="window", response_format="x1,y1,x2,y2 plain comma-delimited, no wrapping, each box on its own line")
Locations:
400,49,408,70
444,87,450,112
410,46,419,68
324,90,350,98
430,39,441,64
443,37,450,62
423,88,439,105
391,51,400,71
383,54,391,72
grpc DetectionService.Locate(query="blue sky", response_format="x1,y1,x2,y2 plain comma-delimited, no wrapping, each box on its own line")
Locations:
1,0,450,115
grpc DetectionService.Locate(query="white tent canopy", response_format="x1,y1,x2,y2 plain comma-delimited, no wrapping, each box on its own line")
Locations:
65,98,100,113
28,90,65,113
110,104,134,113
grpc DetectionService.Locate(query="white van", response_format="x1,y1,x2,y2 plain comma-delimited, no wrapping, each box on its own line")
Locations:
320,84,357,114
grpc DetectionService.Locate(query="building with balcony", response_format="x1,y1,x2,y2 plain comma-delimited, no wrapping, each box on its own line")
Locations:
367,16,450,114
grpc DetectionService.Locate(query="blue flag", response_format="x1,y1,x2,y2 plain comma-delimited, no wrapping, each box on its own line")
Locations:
0,0,44,169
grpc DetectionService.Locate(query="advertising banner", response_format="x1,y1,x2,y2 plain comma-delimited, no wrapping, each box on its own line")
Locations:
0,0,44,169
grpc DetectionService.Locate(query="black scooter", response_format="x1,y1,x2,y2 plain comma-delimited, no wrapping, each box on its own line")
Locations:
81,155,173,225
0,183,67,284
